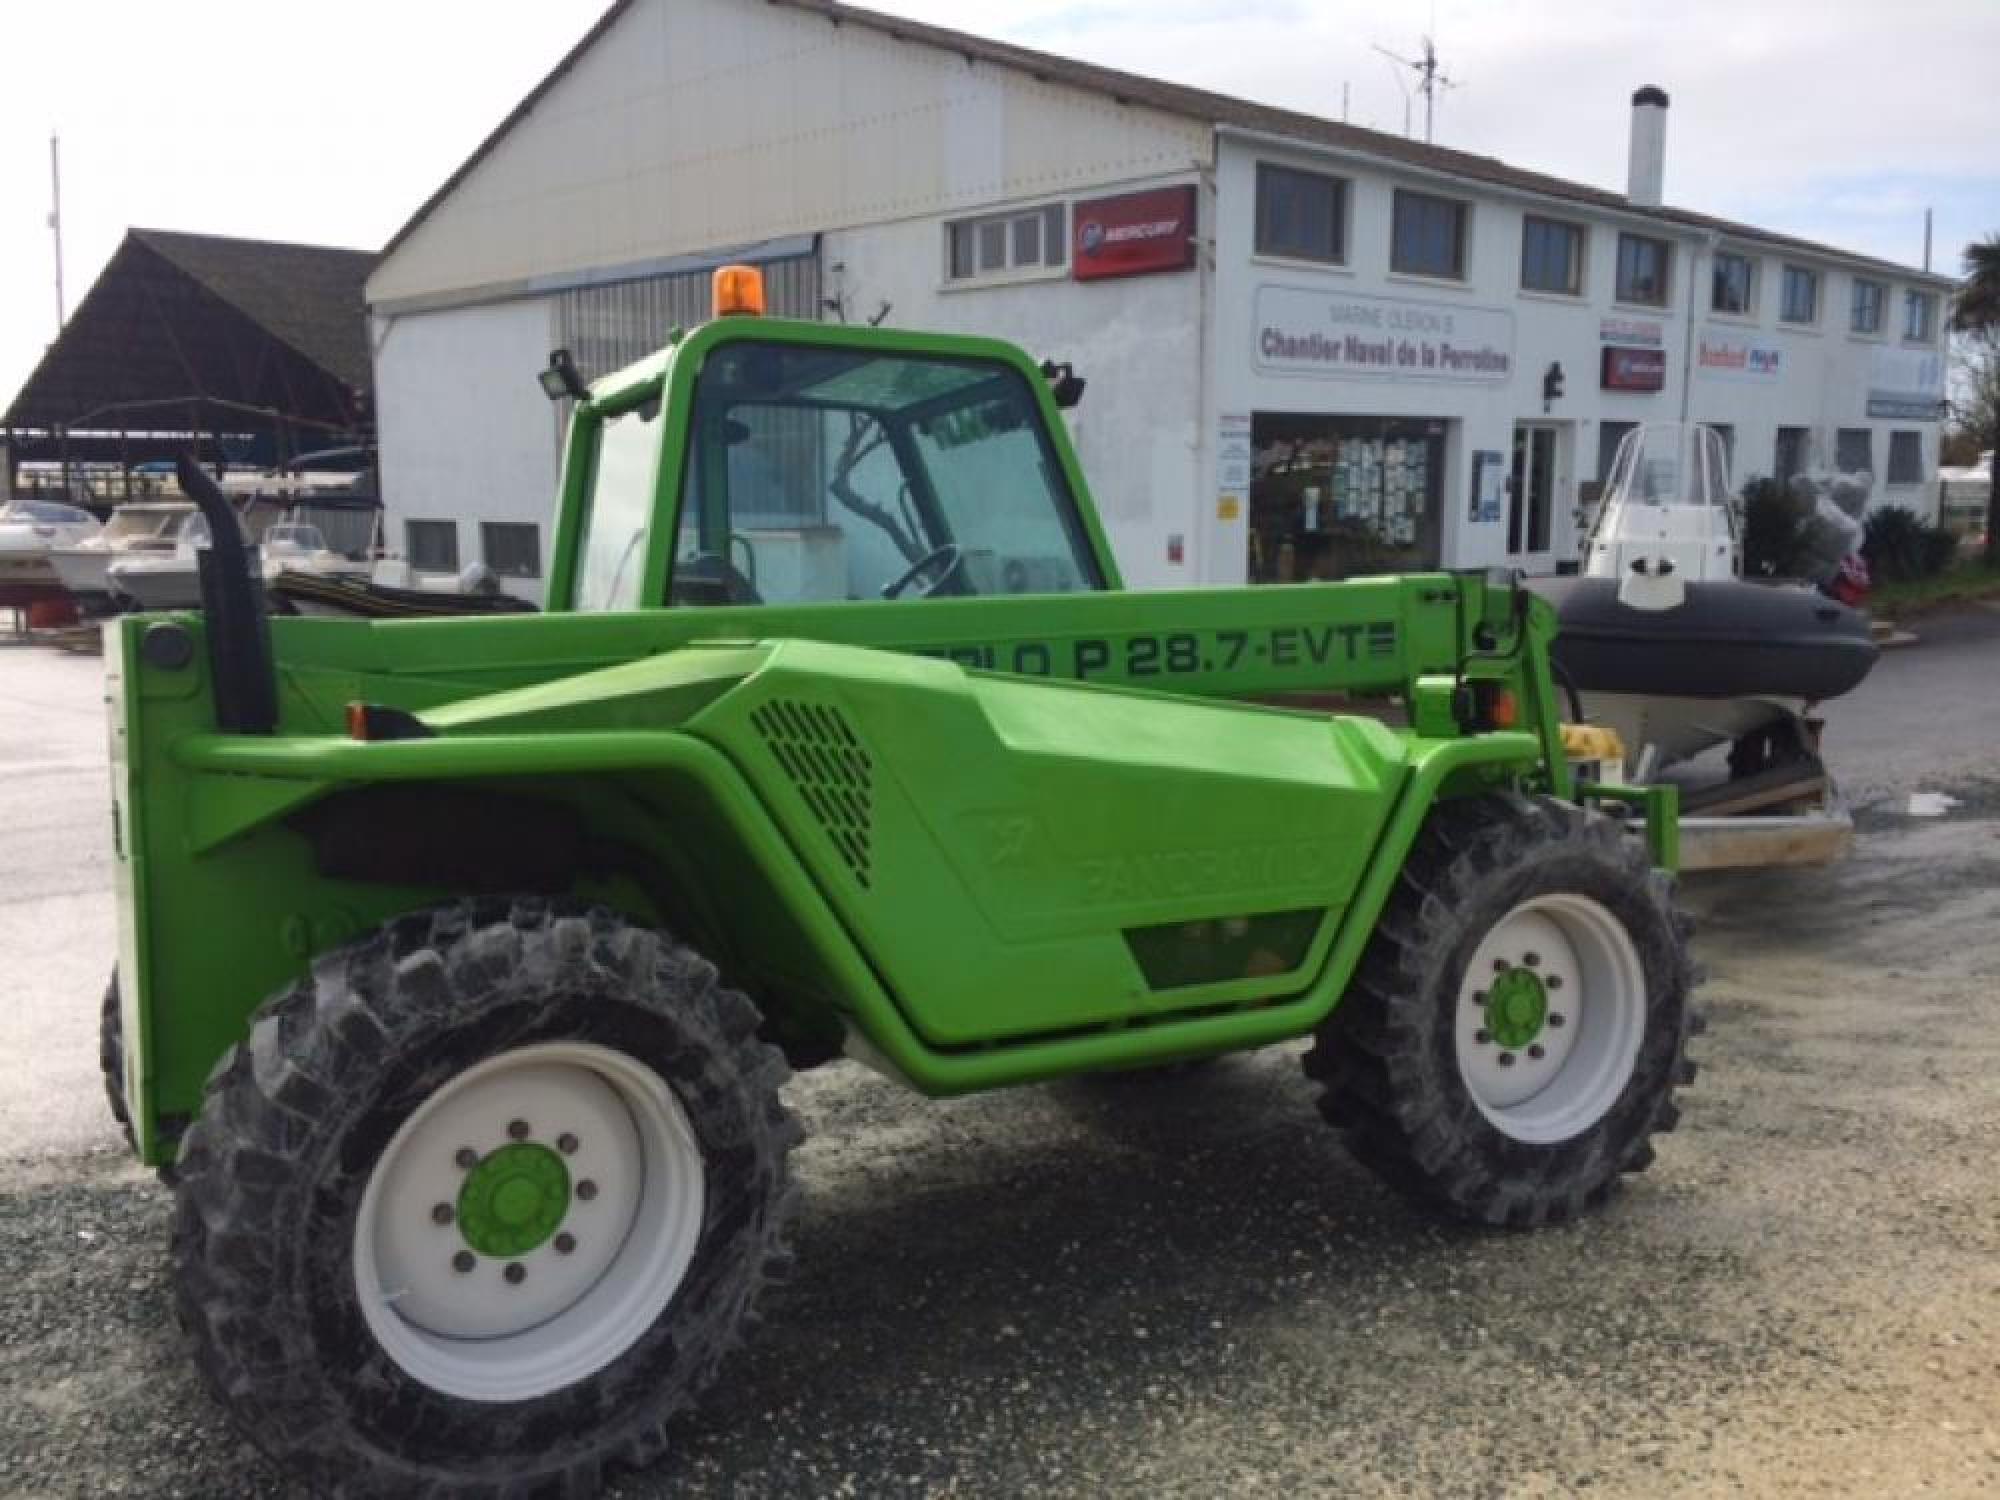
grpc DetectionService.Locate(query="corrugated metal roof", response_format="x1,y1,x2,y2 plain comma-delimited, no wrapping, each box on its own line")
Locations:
375,0,1952,288
132,229,377,390
4,229,374,434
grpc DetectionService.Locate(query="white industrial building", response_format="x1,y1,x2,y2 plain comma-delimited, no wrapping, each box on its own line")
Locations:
366,0,1954,600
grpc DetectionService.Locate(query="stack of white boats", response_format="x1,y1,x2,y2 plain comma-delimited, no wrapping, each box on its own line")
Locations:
2,493,372,618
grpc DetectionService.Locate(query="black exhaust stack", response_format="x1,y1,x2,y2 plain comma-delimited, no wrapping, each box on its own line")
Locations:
176,454,278,735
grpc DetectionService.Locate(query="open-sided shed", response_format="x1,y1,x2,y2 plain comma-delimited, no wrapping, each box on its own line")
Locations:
3,228,375,498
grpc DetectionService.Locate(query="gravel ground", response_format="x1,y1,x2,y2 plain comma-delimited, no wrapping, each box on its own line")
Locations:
2,611,1997,1499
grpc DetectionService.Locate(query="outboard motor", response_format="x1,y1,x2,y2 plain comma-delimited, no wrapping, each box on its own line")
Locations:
175,454,277,734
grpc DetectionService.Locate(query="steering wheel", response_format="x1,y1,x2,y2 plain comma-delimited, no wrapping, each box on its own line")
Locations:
880,543,965,600
670,551,762,606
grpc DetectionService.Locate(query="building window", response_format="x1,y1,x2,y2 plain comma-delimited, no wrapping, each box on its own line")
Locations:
1774,427,1810,486
1520,216,1583,295
1903,290,1937,342
1255,163,1346,263
1706,423,1736,473
406,519,459,573
1886,430,1924,485
1391,190,1468,279
480,522,541,579
1851,278,1884,334
1780,266,1819,324
946,203,1066,281
1711,251,1755,315
1597,421,1639,484
1835,429,1873,475
1616,233,1671,306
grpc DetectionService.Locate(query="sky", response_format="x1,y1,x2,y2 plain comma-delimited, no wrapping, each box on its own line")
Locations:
4,0,1997,406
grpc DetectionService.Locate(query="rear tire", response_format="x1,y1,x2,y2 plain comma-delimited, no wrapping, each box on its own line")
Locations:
99,972,134,1153
171,899,800,1498
1305,793,1698,1227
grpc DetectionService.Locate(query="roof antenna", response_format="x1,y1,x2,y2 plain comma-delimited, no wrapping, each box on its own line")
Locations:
1373,35,1459,144
48,132,66,334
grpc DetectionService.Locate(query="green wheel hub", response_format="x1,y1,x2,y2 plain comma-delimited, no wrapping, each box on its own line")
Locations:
1484,967,1549,1050
456,1143,570,1258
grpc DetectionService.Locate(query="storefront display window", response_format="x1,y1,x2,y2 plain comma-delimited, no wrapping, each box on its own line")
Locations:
1248,413,1446,582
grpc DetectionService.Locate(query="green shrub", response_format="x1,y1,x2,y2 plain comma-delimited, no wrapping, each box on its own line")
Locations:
1863,504,1958,581
1742,477,1811,577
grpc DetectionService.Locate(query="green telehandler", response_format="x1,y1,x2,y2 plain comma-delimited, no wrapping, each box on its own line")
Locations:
104,269,1696,1496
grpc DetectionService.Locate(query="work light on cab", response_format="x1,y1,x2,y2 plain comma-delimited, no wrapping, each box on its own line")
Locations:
713,263,766,317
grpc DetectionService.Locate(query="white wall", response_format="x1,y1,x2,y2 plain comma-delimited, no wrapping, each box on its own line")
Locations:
373,297,559,598
369,0,1208,309
821,179,1209,592
1208,134,1948,580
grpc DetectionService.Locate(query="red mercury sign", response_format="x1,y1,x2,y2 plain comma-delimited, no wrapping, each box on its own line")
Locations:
1072,185,1197,281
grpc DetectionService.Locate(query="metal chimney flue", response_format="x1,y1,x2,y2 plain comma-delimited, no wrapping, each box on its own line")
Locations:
1627,86,1669,208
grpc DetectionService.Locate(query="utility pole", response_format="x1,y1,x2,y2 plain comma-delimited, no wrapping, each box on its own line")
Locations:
48,133,66,333
1373,37,1458,144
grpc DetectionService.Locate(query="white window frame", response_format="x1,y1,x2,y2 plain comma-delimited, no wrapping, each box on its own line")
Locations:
1850,278,1886,337
1520,215,1585,297
1389,189,1470,281
1885,429,1924,486
1710,250,1757,317
405,518,460,573
1615,233,1673,309
1903,290,1938,344
945,203,1067,285
1779,264,1819,326
1254,161,1349,266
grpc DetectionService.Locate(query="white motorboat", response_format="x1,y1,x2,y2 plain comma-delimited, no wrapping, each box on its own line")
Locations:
0,499,101,609
47,501,198,615
109,515,371,611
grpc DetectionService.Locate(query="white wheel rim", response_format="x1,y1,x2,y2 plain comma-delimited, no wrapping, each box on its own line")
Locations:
353,1041,705,1403
1454,894,1647,1144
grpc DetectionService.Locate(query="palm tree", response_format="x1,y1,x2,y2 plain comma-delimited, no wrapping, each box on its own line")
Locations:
1950,234,2000,565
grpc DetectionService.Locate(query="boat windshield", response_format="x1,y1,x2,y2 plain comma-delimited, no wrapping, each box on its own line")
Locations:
102,507,191,542
263,523,328,552
1605,424,1731,508
0,500,94,526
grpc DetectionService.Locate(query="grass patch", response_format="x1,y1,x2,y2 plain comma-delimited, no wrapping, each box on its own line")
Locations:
1869,558,2000,617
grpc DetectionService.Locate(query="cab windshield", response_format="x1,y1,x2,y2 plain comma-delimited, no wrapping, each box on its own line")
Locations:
669,341,1103,606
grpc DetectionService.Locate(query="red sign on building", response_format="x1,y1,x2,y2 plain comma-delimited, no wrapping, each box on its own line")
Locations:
1072,185,1197,281
1601,345,1667,392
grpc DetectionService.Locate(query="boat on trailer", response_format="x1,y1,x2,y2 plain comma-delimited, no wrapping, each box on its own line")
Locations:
1528,422,1879,869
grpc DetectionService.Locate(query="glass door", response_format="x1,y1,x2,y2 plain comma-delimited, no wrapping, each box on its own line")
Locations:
1509,422,1559,572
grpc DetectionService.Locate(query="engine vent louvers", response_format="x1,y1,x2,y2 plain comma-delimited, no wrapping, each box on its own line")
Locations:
751,700,875,889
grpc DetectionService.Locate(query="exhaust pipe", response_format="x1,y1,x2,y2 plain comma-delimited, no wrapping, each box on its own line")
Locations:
175,453,277,735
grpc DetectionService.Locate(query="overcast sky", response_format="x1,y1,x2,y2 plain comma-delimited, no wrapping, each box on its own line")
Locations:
4,0,1996,407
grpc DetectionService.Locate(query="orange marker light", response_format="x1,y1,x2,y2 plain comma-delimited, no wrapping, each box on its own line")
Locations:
346,701,369,740
1491,689,1519,730
713,264,766,318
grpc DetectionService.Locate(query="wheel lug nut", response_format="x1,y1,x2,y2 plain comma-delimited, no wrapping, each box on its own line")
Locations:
1528,1044,1546,1060
504,1262,526,1285
554,1232,576,1255
507,1119,531,1142
1492,958,1509,973
1475,1029,1492,1045
452,1250,475,1273
454,1148,479,1170
1498,1052,1516,1067
1548,1012,1566,1028
576,1179,598,1202
557,1133,579,1155
1523,952,1541,967
1546,975,1564,990
432,1203,454,1226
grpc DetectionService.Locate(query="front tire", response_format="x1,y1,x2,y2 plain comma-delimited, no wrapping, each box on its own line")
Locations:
172,900,800,1498
1305,794,1698,1227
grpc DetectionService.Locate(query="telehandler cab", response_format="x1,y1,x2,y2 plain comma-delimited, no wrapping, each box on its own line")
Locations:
104,266,1696,1497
